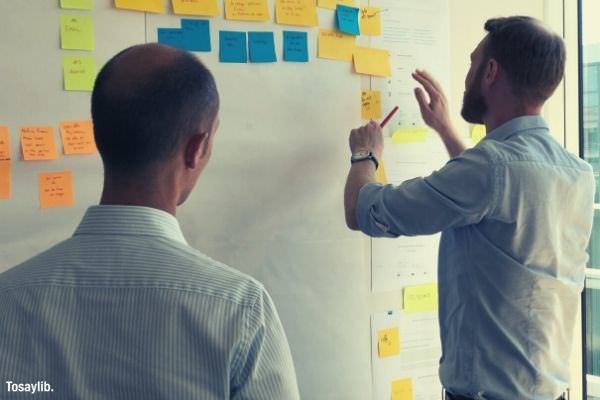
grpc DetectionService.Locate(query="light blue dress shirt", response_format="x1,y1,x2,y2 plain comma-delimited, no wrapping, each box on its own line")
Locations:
357,116,595,399
0,205,300,400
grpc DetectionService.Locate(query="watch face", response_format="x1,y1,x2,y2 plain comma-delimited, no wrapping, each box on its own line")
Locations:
352,150,370,159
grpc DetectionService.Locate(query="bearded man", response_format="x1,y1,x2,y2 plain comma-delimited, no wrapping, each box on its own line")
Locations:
344,16,594,400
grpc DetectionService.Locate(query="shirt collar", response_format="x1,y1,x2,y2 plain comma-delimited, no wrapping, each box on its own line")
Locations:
73,205,188,245
484,115,549,142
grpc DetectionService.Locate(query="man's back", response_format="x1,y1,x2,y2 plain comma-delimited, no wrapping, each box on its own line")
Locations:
0,205,299,400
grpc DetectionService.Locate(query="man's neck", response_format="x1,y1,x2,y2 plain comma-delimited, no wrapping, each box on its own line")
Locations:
100,174,178,216
484,104,542,133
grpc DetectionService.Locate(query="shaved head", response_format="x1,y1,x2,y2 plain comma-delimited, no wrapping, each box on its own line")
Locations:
91,44,219,174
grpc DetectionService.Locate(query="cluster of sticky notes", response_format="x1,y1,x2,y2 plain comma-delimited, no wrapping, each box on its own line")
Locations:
63,56,97,91
158,19,211,52
60,14,95,51
39,171,74,209
391,378,413,400
333,3,381,37
172,0,219,16
275,0,318,27
114,0,165,13
391,128,428,144
403,283,438,313
378,327,400,358
219,30,308,63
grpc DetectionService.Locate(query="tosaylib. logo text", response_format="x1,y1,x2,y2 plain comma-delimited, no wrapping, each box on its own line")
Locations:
5,381,54,394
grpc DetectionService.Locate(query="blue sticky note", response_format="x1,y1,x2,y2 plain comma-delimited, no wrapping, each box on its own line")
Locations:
158,28,188,50
336,4,360,35
181,19,211,52
283,31,308,62
219,31,247,63
248,32,276,63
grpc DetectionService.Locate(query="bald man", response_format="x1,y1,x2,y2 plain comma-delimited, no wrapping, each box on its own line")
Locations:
0,45,299,399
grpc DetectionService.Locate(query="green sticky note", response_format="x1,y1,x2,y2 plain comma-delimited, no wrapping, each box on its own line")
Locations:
60,0,94,9
63,56,96,91
60,14,95,51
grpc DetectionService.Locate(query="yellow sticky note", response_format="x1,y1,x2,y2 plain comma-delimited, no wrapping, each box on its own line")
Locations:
404,283,438,313
317,0,353,9
275,0,318,27
378,327,400,358
63,56,97,92
60,14,95,51
0,126,11,161
0,161,10,200
376,161,388,184
60,0,94,9
20,127,60,161
60,121,97,155
318,29,355,61
471,124,486,144
391,378,413,400
353,46,391,77
361,90,381,120
391,128,427,144
39,171,74,209
172,0,219,16
114,0,165,13
225,0,270,21
359,6,381,36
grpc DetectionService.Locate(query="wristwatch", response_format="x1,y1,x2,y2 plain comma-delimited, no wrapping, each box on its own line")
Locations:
351,150,379,170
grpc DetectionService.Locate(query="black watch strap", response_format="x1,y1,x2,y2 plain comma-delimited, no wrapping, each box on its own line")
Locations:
351,151,379,170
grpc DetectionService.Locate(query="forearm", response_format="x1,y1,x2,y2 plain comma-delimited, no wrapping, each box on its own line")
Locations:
439,126,466,158
344,161,377,230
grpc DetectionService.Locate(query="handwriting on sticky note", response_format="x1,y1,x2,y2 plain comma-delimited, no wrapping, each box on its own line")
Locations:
276,0,318,27
60,0,94,9
361,90,381,120
219,31,248,63
225,0,270,21
20,127,59,161
0,126,10,161
248,32,277,62
114,0,165,13
39,171,74,209
172,0,219,16
60,121,97,155
63,56,97,92
471,124,486,144
404,283,438,313
0,161,10,200
283,31,308,62
317,29,355,61
353,46,391,77
391,128,427,144
336,5,360,35
391,378,413,400
378,327,400,358
359,6,381,36
60,14,95,51
317,0,353,9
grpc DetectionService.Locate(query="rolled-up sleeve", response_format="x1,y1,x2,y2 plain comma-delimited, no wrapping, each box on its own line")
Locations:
356,145,496,237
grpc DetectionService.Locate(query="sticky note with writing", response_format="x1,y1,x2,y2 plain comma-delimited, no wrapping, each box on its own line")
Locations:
361,90,381,119
359,6,381,36
63,56,96,92
318,0,353,9
336,5,360,35
0,161,10,200
114,0,165,13
60,15,95,51
378,327,400,358
60,121,97,155
275,0,318,27
219,31,247,63
60,0,94,9
172,0,219,16
403,283,438,313
391,378,413,400
225,0,270,21
0,126,10,161
20,127,60,161
283,31,308,62
248,32,276,62
317,29,355,61
353,46,391,77
391,128,427,144
39,171,74,209
181,19,211,51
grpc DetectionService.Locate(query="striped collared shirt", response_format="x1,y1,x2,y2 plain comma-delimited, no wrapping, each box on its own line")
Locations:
0,205,300,399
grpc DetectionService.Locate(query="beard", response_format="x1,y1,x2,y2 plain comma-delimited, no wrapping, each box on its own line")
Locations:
461,65,487,124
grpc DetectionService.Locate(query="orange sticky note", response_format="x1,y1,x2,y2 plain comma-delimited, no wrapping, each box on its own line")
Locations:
391,378,413,400
353,46,391,77
275,0,318,27
225,0,270,21
20,127,60,161
39,171,74,209
114,0,165,13
0,126,10,160
361,90,381,119
60,120,97,155
0,161,11,200
359,6,381,36
378,327,400,358
172,0,219,16
317,29,355,61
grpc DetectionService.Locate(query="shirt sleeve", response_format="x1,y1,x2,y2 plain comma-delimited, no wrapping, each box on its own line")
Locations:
231,287,300,400
356,145,496,238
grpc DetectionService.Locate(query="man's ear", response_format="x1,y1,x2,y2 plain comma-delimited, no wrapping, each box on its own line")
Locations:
485,58,500,86
184,131,209,170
